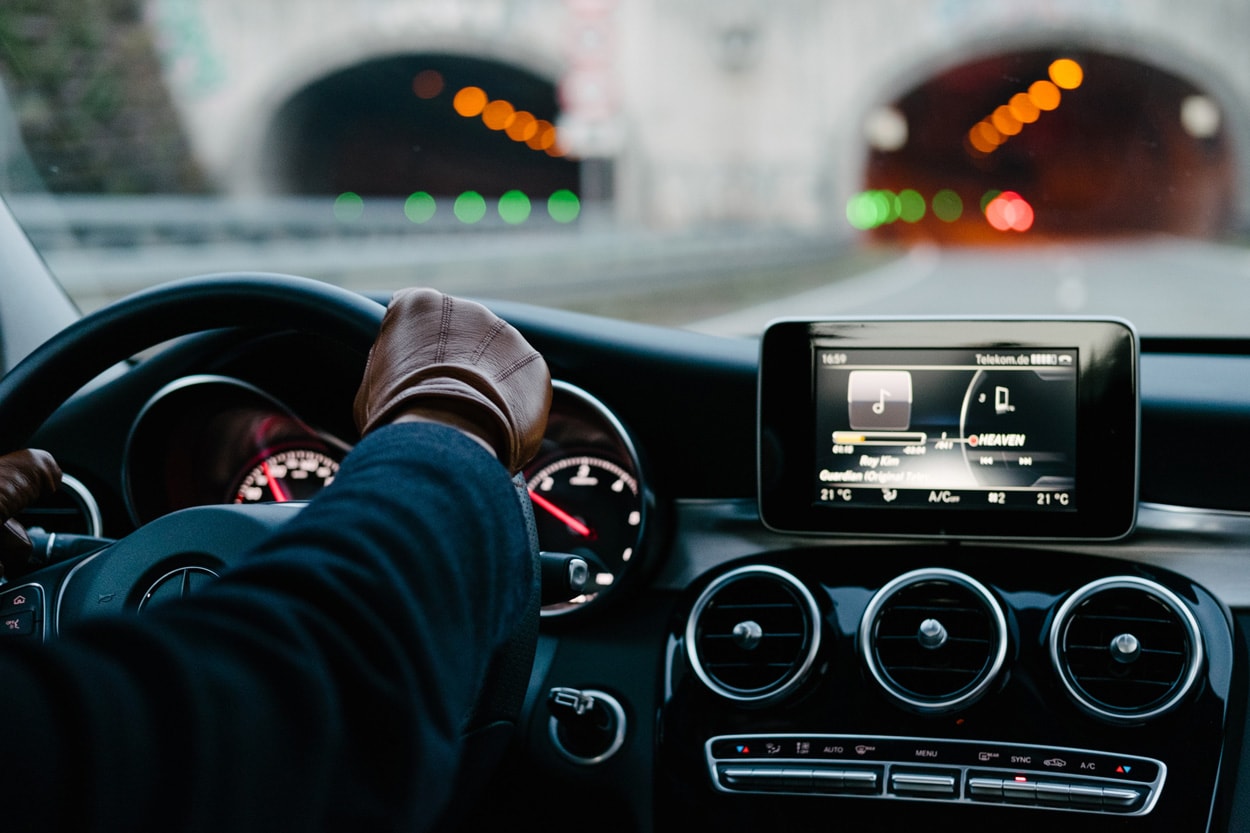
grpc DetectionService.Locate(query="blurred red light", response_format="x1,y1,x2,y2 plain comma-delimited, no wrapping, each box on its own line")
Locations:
985,191,1034,232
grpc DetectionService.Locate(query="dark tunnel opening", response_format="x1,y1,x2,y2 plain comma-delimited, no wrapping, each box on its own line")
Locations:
857,50,1235,244
265,54,580,199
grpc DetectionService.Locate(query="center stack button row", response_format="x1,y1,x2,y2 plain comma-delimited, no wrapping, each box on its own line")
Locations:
968,773,1144,810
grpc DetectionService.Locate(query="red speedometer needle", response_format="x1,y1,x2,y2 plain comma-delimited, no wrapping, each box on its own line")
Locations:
528,490,592,538
263,461,291,503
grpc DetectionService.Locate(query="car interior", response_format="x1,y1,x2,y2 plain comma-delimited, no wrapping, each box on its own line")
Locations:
2,4,1250,832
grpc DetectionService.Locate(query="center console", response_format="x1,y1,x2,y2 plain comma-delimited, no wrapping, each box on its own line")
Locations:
654,319,1233,831
659,548,1233,831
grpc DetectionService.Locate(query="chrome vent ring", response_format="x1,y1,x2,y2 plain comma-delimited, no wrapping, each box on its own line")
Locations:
860,567,1008,713
1050,576,1203,723
685,565,821,703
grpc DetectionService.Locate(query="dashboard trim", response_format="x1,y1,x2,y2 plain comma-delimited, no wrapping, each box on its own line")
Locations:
659,498,1250,610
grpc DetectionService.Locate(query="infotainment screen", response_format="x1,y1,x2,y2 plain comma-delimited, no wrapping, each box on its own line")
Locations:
758,319,1138,540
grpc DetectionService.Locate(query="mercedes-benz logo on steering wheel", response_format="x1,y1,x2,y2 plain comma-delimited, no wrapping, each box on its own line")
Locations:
138,566,219,612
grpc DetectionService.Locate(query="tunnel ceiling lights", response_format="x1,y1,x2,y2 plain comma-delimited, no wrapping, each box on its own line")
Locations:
966,58,1083,155
450,84,567,157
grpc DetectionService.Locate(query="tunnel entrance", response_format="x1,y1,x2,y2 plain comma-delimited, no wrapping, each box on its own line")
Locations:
265,54,579,198
855,50,1235,244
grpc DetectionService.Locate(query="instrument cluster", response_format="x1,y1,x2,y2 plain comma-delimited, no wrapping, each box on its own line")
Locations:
123,376,654,616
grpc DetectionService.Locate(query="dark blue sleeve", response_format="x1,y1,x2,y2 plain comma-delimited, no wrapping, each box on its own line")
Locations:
0,422,532,833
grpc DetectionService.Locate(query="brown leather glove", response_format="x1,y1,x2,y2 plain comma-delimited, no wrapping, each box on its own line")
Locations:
353,289,551,474
0,449,61,576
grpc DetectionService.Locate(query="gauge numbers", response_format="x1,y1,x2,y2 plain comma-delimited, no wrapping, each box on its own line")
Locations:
527,454,643,613
234,449,339,504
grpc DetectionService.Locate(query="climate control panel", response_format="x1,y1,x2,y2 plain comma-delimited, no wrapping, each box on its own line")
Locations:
707,734,1164,815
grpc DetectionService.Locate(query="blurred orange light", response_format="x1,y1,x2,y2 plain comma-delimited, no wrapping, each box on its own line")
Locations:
1008,92,1040,124
976,120,1004,147
506,111,538,142
528,120,557,151
1049,58,1084,90
453,86,488,117
482,99,516,131
968,126,996,154
412,70,444,99
1029,80,1061,111
991,105,1022,136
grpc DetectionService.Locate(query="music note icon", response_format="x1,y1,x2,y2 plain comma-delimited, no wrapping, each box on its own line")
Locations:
848,371,912,430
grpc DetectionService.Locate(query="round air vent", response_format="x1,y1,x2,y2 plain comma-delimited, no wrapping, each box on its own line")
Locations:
1050,576,1203,723
860,568,1007,713
685,565,821,703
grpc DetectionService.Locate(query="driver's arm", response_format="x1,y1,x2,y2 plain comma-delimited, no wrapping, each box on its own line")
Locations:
0,289,550,833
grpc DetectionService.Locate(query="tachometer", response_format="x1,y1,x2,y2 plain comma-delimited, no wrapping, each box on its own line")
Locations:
233,449,339,504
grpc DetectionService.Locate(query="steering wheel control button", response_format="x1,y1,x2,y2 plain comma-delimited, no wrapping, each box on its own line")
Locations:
0,584,43,641
0,610,35,637
706,734,1163,814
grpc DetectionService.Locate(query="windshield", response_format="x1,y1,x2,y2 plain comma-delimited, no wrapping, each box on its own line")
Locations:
0,2,1243,338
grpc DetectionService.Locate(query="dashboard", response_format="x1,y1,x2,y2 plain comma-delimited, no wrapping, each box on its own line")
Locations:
16,297,1250,832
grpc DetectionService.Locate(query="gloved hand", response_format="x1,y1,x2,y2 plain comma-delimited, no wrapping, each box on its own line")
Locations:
0,449,61,576
353,288,552,474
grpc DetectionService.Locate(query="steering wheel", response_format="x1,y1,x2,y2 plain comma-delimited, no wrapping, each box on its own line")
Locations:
0,272,539,824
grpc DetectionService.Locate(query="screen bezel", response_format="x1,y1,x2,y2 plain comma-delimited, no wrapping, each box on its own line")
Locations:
758,318,1138,540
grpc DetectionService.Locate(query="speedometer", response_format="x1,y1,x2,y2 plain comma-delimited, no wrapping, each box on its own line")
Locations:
233,449,339,504
528,382,652,617
528,454,642,606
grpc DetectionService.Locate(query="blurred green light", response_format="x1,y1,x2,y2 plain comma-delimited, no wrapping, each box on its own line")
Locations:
547,190,581,223
498,190,532,224
846,192,879,230
333,192,364,222
981,189,1003,214
454,191,487,224
898,189,925,223
404,191,436,223
880,190,900,223
872,190,898,224
932,189,963,222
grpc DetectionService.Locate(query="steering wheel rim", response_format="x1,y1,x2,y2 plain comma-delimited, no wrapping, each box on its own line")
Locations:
0,272,386,454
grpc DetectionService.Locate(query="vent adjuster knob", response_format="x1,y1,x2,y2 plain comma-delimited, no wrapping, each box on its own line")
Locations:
918,618,948,650
1110,632,1141,665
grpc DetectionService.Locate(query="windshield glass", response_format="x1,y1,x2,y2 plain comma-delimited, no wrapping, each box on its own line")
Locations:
0,2,1243,337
